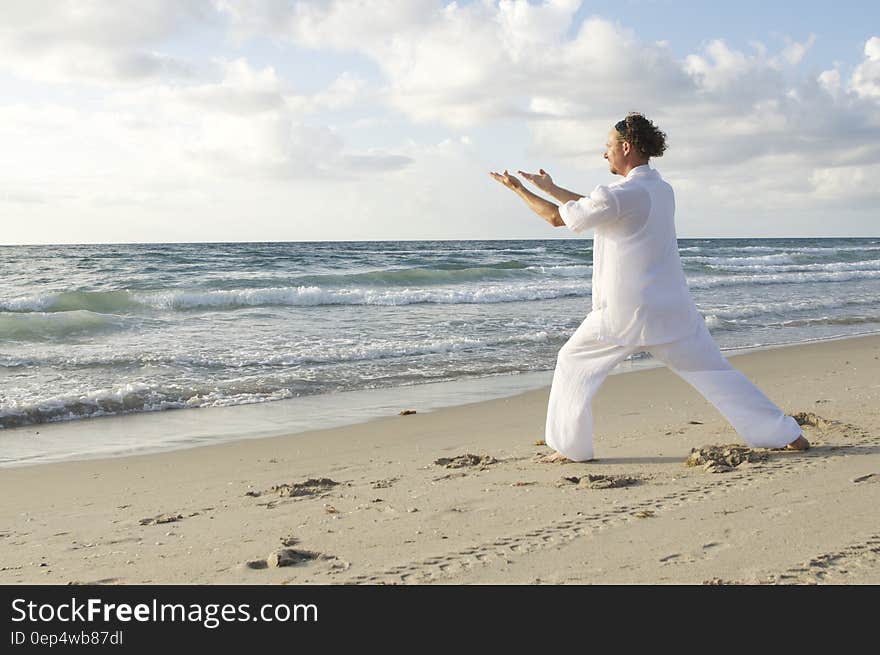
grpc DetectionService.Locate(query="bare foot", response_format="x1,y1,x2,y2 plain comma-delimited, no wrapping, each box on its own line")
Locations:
785,434,810,451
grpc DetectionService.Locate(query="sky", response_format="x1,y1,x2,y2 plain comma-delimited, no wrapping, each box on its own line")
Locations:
0,0,878,244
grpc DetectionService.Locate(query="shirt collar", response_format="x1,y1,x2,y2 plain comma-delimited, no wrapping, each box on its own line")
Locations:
625,164,655,179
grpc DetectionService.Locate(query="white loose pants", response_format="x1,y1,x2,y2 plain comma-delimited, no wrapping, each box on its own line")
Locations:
545,317,802,461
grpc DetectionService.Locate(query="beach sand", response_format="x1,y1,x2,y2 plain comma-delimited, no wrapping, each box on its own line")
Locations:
1,334,879,585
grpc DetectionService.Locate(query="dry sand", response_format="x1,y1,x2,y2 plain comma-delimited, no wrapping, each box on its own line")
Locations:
1,334,879,585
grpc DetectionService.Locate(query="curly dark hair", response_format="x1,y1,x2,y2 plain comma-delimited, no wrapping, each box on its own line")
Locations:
614,112,667,158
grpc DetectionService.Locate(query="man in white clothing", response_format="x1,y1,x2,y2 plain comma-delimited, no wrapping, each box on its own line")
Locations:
489,112,809,461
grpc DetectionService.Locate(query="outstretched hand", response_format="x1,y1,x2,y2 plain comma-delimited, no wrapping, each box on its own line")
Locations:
517,168,554,193
488,169,524,192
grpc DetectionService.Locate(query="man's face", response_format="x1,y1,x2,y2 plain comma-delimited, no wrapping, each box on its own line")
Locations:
604,128,625,175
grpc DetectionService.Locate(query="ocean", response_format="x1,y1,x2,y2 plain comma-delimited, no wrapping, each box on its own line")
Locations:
1,237,879,465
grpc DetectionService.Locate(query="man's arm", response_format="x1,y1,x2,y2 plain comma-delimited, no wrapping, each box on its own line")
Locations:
514,186,565,227
494,169,624,234
543,185,583,204
518,169,583,204
489,170,564,227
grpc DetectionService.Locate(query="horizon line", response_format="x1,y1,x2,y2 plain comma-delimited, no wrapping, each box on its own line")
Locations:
1,235,878,247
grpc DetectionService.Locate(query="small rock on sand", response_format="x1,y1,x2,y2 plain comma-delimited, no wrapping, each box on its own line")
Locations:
268,549,322,568
434,453,498,469
139,513,184,526
269,478,340,498
685,445,767,470
791,411,834,429
559,474,638,489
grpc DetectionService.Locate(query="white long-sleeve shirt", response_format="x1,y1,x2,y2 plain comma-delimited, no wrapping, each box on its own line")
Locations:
557,163,704,346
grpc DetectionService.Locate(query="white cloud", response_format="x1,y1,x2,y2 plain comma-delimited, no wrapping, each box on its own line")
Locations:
866,36,880,60
685,39,755,91
810,164,875,199
0,57,410,230
215,0,861,205
1,2,878,241
251,1,823,138
1,1,211,47
683,35,816,106
817,67,841,94
112,59,399,179
233,1,693,126
0,0,213,84
779,33,816,65
850,36,880,99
